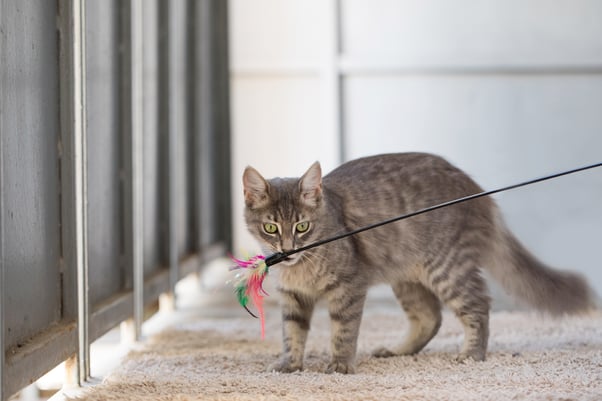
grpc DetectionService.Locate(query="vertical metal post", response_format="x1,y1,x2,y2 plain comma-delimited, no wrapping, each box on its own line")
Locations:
122,0,145,341
193,0,214,255
130,0,145,339
157,0,168,309
212,0,232,249
72,0,90,384
157,0,178,311
166,64,179,310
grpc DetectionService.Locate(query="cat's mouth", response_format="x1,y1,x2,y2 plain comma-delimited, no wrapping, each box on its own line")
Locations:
277,253,302,266
262,247,304,267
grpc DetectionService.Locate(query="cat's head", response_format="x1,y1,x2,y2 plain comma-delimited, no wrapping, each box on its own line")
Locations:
242,162,324,266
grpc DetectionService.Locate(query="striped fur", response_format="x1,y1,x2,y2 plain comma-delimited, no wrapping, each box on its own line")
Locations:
242,153,595,374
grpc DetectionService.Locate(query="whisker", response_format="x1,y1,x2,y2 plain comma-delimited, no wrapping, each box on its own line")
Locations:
300,251,325,272
304,249,328,264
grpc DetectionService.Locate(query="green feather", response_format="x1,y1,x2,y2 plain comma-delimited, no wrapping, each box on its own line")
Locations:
235,283,248,307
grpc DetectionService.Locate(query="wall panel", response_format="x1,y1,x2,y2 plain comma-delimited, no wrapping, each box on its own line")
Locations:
229,0,324,71
343,0,602,66
1,0,62,356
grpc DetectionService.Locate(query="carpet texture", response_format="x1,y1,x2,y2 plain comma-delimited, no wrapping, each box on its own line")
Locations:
73,302,602,401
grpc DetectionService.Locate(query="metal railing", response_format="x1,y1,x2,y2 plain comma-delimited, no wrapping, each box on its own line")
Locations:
0,0,231,398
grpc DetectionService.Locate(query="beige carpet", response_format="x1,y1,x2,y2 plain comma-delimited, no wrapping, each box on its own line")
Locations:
72,300,602,401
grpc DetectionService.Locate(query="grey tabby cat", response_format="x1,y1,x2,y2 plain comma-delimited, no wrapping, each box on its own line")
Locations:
242,152,594,374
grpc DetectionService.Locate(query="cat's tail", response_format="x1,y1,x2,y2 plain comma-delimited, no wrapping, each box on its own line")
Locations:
486,216,597,315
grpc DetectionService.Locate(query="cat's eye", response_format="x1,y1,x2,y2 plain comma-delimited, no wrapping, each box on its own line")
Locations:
263,223,278,234
295,221,310,233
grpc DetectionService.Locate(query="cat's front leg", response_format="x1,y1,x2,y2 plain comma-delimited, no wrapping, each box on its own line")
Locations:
268,287,315,373
326,288,367,374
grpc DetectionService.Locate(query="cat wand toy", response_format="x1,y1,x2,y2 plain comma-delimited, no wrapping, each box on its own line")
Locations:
231,161,602,337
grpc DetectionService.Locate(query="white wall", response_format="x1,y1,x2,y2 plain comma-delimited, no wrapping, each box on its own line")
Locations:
229,0,341,253
229,0,602,296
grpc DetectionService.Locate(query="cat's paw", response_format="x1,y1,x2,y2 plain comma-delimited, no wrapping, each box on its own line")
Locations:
455,350,486,363
371,347,397,358
325,360,355,374
267,357,302,373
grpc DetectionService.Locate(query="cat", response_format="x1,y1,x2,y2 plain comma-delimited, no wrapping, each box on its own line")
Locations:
242,152,595,374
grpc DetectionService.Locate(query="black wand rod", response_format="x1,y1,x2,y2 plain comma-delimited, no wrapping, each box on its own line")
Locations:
264,161,602,267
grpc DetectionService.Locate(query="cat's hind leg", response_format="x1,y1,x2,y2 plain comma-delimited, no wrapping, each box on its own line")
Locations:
432,266,490,362
372,281,442,358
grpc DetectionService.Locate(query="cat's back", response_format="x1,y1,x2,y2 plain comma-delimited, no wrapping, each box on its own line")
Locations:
326,152,446,178
324,152,480,200
321,152,492,263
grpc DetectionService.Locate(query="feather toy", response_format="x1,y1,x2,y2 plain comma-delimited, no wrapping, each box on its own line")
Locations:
230,254,269,338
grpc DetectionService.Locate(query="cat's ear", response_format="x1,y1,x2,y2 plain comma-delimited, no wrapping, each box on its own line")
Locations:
243,166,270,209
299,161,322,208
